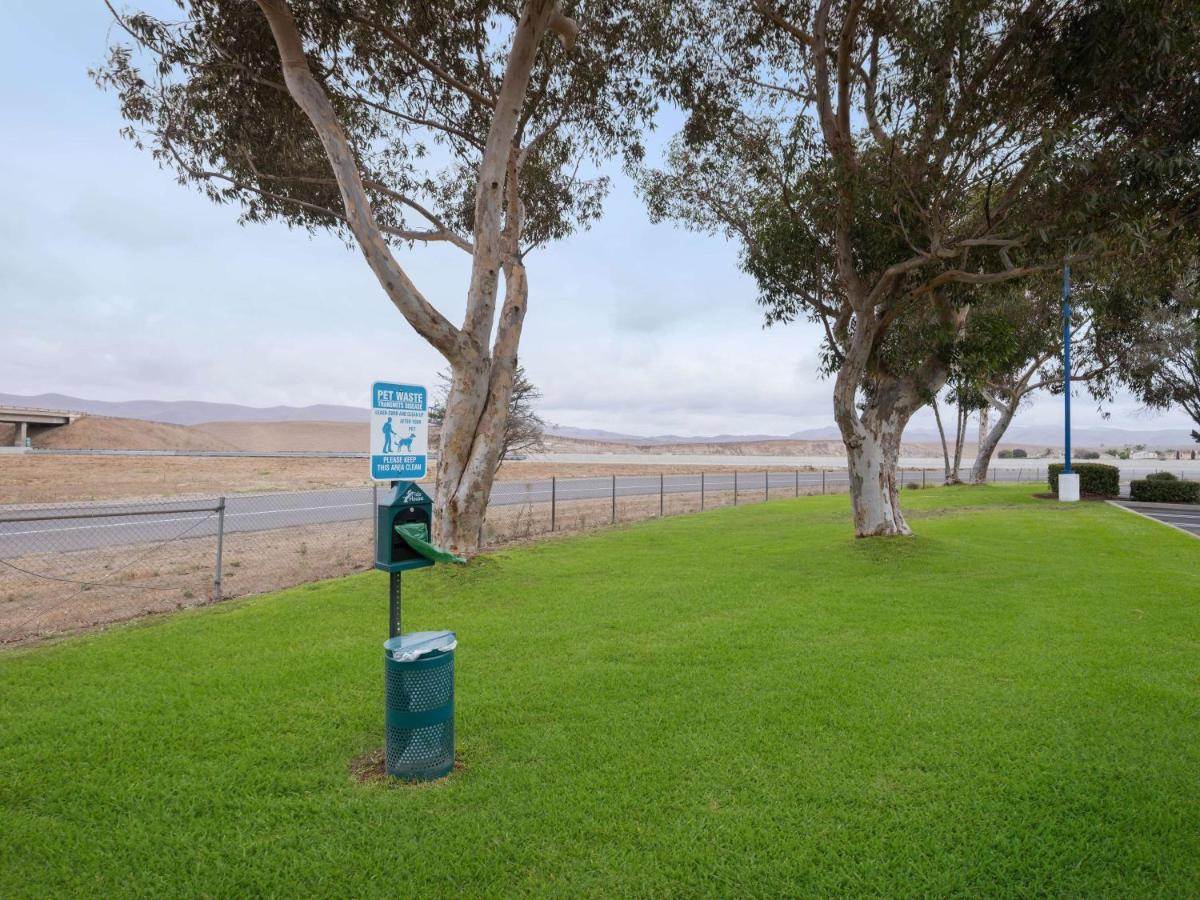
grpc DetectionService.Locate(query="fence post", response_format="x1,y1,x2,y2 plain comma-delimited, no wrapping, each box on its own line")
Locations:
701,472,705,510
551,476,556,532
764,470,769,502
922,469,926,488
611,474,616,524
822,469,826,495
734,470,739,505
990,466,995,482
660,473,664,517
212,496,226,602
795,469,799,497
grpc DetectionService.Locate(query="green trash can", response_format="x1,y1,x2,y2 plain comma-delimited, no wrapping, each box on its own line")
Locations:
384,631,456,781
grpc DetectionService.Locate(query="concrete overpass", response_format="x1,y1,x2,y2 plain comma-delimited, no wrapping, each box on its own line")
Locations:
0,406,82,447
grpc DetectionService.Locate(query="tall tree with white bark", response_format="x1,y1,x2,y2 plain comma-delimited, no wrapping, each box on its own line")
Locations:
640,0,1200,536
95,0,655,552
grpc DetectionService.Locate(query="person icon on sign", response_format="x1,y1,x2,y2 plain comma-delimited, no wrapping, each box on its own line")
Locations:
381,417,395,453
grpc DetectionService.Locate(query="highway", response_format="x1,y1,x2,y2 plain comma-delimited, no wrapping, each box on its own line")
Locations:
0,468,1046,558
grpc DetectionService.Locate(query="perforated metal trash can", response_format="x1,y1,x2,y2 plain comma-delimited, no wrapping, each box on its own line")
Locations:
384,631,456,781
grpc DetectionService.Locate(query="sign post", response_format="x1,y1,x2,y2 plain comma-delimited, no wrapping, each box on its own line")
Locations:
369,381,429,640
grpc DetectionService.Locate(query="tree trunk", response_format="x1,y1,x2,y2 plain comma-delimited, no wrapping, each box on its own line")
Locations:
434,261,528,554
832,354,932,537
932,397,952,481
970,398,1018,484
843,410,911,536
947,402,966,484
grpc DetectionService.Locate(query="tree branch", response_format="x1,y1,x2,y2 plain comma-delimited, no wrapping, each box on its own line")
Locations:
254,0,465,362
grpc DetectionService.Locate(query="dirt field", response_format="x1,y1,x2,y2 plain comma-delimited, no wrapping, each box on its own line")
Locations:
195,420,369,452
0,454,830,505
0,483,860,645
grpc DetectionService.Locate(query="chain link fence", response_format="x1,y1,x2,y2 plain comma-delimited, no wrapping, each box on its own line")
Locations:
3,464,1187,643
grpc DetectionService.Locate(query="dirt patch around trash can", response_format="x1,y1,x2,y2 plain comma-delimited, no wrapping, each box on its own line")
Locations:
349,747,463,787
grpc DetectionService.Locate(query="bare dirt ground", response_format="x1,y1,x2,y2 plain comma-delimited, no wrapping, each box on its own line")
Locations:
0,454,827,505
194,420,369,452
0,483,858,645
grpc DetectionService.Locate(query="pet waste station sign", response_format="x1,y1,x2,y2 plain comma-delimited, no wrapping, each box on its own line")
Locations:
370,381,428,481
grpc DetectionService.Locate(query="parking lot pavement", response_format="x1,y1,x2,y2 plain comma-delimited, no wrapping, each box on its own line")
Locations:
1110,500,1200,539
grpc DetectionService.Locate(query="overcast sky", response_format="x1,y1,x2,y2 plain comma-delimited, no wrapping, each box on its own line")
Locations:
2,4,1191,438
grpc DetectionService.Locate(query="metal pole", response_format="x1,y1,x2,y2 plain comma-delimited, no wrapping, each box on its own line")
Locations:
764,470,769,502
1063,258,1073,474
822,470,826,495
551,476,556,532
922,469,926,488
611,474,616,524
212,496,226,602
795,469,799,497
660,472,664,517
701,472,705,510
389,571,401,639
734,470,739,505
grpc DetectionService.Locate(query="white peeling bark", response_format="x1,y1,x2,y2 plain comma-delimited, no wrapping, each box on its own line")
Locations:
844,412,911,536
970,396,1019,484
833,353,931,537
833,308,956,536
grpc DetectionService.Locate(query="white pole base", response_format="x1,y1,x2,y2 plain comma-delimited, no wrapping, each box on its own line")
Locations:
1058,472,1081,502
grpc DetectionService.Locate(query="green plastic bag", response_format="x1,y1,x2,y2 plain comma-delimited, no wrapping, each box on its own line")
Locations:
394,523,467,565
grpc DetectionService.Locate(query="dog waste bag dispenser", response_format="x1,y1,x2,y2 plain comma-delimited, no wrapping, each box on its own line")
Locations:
373,480,465,781
376,481,435,573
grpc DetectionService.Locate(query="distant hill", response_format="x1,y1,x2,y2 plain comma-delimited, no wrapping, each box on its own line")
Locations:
0,392,367,425
3,392,1193,449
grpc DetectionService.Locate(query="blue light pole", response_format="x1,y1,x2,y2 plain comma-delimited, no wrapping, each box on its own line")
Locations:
1062,258,1072,474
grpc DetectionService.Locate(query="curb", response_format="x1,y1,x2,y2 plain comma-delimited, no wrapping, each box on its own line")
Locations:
1106,500,1200,541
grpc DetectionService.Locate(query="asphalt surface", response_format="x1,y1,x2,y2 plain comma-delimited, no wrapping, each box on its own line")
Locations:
1,469,1049,559
1111,500,1200,539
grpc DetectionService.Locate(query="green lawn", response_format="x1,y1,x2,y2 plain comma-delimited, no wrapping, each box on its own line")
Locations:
2,486,1198,897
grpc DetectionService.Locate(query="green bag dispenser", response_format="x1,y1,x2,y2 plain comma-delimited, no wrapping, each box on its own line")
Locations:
375,481,435,573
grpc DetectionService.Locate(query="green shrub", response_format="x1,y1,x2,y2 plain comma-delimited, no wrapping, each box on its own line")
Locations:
1146,472,1178,482
1048,463,1120,498
1130,478,1200,503
1073,450,1101,460
998,449,1013,459
1011,448,1028,459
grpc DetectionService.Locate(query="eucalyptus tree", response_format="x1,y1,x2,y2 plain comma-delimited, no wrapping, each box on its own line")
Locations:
96,0,655,552
641,0,1200,536
963,258,1196,482
1125,275,1200,444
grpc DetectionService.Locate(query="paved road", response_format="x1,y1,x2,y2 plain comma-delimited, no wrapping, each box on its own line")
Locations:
0,469,1046,558
1111,501,1200,538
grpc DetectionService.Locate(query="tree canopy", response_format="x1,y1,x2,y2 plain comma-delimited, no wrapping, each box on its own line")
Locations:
97,0,656,261
641,0,1200,534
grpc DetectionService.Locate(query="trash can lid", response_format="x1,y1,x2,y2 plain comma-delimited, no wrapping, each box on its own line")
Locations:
384,630,457,661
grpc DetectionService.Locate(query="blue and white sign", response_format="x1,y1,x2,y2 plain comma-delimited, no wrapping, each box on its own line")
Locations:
370,381,429,481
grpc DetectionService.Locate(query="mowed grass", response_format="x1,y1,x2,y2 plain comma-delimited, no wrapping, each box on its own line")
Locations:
2,486,1198,897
